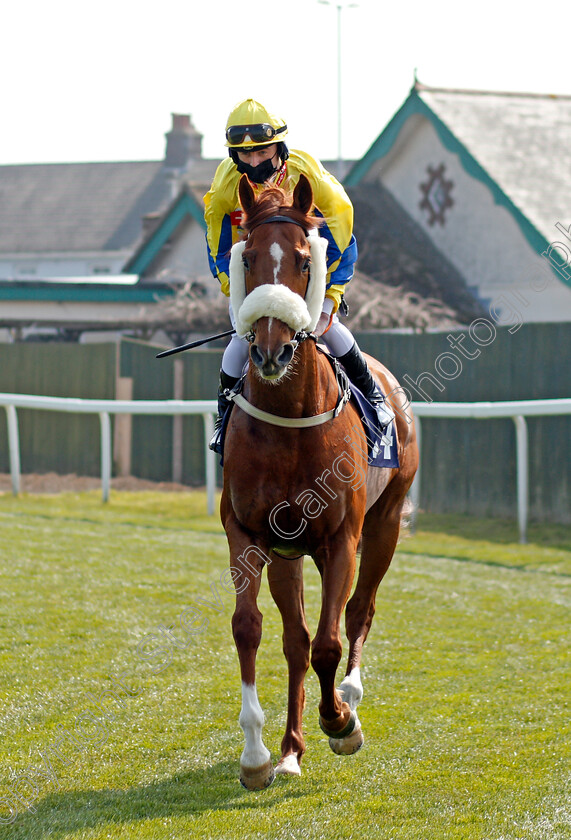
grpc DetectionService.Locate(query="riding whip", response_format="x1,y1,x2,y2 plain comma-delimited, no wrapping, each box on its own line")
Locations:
156,328,236,358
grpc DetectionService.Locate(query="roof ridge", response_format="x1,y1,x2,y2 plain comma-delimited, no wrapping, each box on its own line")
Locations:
414,80,571,101
0,159,163,169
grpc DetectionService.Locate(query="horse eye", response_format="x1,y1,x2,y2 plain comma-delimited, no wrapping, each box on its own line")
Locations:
242,254,250,270
302,258,310,272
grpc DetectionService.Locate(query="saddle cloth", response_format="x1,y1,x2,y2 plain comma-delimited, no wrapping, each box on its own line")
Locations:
347,383,400,469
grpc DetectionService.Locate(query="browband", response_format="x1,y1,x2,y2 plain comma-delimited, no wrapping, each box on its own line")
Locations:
252,215,311,236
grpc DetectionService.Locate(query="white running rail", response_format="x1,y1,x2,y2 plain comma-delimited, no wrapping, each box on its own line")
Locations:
0,393,218,514
410,398,571,543
1,394,570,540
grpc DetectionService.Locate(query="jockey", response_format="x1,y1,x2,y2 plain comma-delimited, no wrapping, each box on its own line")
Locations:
204,98,393,453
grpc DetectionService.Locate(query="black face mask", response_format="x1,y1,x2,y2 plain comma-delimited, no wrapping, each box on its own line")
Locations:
235,155,278,184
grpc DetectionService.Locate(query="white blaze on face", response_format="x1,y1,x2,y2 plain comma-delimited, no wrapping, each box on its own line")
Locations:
270,242,283,285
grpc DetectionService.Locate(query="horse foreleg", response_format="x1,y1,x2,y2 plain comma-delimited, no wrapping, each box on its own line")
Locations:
267,554,310,777
311,538,361,750
226,521,274,790
237,682,273,790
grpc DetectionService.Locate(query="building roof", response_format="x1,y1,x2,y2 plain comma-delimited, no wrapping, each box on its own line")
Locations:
0,97,357,266
0,159,225,256
0,140,352,261
0,160,164,253
346,83,571,249
0,106,484,332
0,114,221,257
416,85,571,242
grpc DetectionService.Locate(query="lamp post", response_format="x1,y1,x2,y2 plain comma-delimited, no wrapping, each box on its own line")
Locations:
318,0,358,179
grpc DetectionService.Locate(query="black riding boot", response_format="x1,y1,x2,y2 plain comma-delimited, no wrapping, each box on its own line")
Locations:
337,342,394,430
209,370,241,455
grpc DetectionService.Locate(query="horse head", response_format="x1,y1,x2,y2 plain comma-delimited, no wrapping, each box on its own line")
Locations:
230,174,327,381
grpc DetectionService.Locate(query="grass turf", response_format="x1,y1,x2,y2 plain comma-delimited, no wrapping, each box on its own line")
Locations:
0,490,569,839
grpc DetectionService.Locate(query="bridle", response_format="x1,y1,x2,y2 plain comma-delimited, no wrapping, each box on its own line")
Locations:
252,214,311,236
227,213,352,428
242,213,315,347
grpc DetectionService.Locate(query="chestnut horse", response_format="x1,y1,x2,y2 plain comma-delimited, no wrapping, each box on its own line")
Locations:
221,174,418,789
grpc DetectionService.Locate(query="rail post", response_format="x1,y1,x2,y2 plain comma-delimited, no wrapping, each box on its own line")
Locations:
5,405,21,497
513,415,529,544
99,412,112,503
203,412,216,516
409,415,421,532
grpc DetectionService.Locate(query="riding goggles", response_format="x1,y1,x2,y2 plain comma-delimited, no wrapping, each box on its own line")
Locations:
225,123,288,147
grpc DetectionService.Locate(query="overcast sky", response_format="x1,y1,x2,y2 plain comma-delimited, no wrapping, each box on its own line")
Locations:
2,0,569,166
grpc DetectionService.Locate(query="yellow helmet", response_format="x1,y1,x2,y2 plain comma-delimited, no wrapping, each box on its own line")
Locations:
225,98,288,148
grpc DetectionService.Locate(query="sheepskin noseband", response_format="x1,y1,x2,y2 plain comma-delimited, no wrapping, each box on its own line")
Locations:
229,230,328,338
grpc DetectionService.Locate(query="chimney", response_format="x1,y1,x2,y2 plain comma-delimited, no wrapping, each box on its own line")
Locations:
164,113,203,170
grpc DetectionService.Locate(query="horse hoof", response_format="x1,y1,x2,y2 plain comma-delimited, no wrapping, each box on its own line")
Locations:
329,726,364,756
319,707,357,739
240,759,275,790
275,754,301,776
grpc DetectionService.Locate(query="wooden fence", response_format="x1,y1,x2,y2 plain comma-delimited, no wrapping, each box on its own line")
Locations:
0,324,569,522
0,343,116,475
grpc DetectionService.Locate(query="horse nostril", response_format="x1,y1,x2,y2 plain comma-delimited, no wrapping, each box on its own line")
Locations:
277,342,295,366
250,344,265,368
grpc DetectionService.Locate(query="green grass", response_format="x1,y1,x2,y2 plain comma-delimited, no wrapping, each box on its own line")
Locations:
0,491,569,839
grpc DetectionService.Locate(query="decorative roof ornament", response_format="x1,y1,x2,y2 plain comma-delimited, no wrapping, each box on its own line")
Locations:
419,163,455,226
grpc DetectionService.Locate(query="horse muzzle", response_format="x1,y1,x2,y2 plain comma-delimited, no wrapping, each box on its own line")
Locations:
250,338,298,380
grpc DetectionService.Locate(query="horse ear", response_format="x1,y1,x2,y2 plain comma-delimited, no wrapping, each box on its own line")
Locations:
238,174,256,214
293,174,313,216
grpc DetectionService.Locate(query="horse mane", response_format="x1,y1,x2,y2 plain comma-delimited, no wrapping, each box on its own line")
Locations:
240,184,320,235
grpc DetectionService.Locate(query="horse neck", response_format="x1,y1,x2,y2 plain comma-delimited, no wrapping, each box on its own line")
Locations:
246,341,332,417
